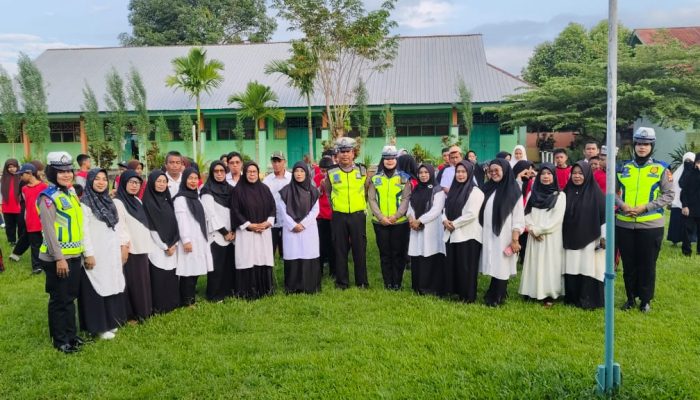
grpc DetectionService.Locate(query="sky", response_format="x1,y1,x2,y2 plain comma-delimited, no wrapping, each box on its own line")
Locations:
1,0,700,76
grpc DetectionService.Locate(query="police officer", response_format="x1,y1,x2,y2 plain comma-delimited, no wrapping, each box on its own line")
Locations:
616,127,674,313
38,152,88,353
368,145,412,289
323,137,369,289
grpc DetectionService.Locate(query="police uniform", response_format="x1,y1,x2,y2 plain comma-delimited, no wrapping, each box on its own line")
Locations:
323,137,369,288
37,152,86,352
368,146,412,289
615,128,674,312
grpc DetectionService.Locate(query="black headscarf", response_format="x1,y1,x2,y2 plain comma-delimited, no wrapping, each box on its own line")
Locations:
563,161,605,250
173,167,207,240
495,151,511,160
397,154,418,181
410,164,442,219
479,158,521,236
512,160,533,194
200,161,233,207
80,168,119,230
142,170,179,247
279,162,320,223
378,156,397,178
1,159,20,202
524,163,560,215
115,170,148,227
445,160,477,220
230,162,276,230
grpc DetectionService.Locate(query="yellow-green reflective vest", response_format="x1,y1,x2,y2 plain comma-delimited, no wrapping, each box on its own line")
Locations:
39,186,85,255
329,166,366,213
371,172,407,223
616,161,665,223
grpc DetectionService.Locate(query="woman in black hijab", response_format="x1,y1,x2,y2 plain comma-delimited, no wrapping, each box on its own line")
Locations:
512,160,535,263
563,161,606,309
200,161,235,301
442,160,485,302
142,169,180,313
278,161,322,294
230,162,276,299
478,158,524,307
407,164,446,294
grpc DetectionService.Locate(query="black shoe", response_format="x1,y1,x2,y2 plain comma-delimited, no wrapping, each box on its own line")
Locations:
682,251,691,257
620,300,636,311
70,336,91,348
56,343,80,354
639,302,651,313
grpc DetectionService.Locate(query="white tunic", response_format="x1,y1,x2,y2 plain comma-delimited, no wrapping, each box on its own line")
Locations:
519,194,567,300
263,171,292,228
235,216,276,269
479,194,525,280
113,198,153,255
442,187,485,244
277,199,320,260
148,230,178,271
564,223,606,282
174,196,214,277
201,194,234,248
407,191,446,257
81,204,126,297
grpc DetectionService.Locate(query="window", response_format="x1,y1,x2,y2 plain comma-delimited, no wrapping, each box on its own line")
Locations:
50,121,80,142
215,118,255,141
394,113,450,137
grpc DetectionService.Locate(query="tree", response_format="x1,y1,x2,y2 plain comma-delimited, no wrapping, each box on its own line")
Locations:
352,79,370,155
179,113,194,154
456,77,473,150
127,67,152,171
17,53,50,155
380,104,395,145
233,113,245,154
265,40,318,162
81,83,105,164
104,68,129,160
155,115,172,143
0,66,21,156
166,47,225,160
228,81,285,163
272,0,397,138
120,0,276,45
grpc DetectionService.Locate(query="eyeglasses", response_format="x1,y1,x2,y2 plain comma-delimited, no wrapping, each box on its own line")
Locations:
127,180,141,185
213,168,226,173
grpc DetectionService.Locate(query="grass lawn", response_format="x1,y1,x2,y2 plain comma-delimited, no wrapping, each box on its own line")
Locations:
0,220,699,399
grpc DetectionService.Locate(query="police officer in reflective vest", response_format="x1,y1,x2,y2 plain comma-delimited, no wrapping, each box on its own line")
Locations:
323,137,369,289
38,152,87,353
368,145,412,289
616,127,674,313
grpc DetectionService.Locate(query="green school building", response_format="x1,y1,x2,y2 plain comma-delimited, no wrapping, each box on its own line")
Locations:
2,35,528,168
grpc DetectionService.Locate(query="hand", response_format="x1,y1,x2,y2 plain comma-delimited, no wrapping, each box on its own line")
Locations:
599,238,606,250
411,220,422,230
121,245,129,265
387,215,397,224
620,203,633,215
224,232,235,242
529,231,543,242
166,246,176,256
246,223,259,232
631,205,647,215
443,220,454,232
380,217,391,226
293,224,304,233
84,256,96,270
682,207,690,217
183,242,193,253
511,240,522,253
56,259,69,278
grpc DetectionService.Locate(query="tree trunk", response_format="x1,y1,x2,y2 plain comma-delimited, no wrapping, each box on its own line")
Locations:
195,96,201,161
307,94,314,163
254,122,260,164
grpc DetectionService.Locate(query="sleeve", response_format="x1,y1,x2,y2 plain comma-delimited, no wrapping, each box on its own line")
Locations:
393,183,412,218
644,169,674,211
113,200,131,246
418,191,446,225
407,204,415,219
150,230,169,251
81,204,95,258
174,197,192,244
510,196,525,234
301,200,320,228
600,223,607,240
367,180,384,220
38,197,64,260
201,194,225,233
530,193,566,236
451,189,484,229
277,199,297,231
322,176,332,202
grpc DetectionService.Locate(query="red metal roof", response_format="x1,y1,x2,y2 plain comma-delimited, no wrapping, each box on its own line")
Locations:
633,27,700,46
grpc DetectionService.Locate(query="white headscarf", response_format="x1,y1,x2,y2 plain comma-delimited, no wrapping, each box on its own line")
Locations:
510,145,527,167
672,152,696,208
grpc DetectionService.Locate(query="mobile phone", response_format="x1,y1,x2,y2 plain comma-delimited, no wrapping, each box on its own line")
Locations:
503,246,514,257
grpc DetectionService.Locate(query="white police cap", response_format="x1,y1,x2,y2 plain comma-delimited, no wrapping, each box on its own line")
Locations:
633,127,656,143
335,137,357,150
381,145,398,158
47,151,74,170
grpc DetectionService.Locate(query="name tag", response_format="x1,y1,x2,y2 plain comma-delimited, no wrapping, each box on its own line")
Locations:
59,197,72,210
333,173,341,183
356,171,362,179
374,177,382,186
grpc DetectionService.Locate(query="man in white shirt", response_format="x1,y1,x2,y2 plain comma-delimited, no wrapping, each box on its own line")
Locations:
225,151,244,187
438,145,463,192
165,151,184,197
583,141,600,162
262,150,292,258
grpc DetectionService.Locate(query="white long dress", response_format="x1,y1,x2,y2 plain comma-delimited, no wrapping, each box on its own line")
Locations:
479,194,525,280
277,199,320,260
174,197,213,277
564,223,606,283
519,193,567,299
407,191,446,257
235,216,276,269
81,204,126,297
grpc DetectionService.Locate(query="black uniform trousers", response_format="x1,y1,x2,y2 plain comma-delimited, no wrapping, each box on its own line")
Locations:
373,222,409,289
682,216,700,255
3,212,22,244
317,218,336,276
272,227,284,259
13,231,43,270
42,257,81,348
616,226,664,304
331,211,368,288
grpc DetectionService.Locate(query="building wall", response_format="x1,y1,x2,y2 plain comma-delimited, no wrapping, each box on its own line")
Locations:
634,117,689,164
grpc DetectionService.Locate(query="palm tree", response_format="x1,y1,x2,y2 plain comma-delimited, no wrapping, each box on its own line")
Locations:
228,81,285,163
165,47,224,159
264,41,318,162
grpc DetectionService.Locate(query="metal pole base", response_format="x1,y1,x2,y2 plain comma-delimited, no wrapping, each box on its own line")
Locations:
596,363,621,394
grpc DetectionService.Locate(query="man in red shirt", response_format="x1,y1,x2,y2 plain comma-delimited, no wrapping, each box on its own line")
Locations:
314,156,335,277
9,163,48,273
589,156,607,193
74,154,91,188
553,148,572,190
437,147,450,171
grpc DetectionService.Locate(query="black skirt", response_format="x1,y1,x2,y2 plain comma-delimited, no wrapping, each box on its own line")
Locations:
284,258,321,294
207,243,236,301
78,268,126,335
668,207,697,244
411,254,446,296
235,266,274,300
564,274,604,310
149,263,180,314
445,240,482,302
123,253,152,321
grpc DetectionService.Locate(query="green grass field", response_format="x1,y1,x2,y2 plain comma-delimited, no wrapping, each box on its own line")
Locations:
1,222,699,399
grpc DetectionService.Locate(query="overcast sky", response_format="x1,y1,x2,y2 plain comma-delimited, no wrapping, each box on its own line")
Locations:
1,0,699,76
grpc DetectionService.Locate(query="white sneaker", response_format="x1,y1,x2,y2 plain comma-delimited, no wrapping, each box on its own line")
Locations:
1,223,5,228
9,254,20,262
99,331,116,340
109,328,118,333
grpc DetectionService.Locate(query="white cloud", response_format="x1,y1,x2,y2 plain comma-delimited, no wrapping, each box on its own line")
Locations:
396,0,455,29
484,45,534,77
0,33,97,76
627,5,700,28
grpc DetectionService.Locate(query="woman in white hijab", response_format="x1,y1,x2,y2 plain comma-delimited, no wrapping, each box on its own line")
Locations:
510,145,528,168
668,152,697,245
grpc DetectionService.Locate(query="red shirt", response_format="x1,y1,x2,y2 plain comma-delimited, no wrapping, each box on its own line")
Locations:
313,171,332,220
593,169,607,193
1,177,21,214
555,166,572,190
22,182,48,232
75,170,88,180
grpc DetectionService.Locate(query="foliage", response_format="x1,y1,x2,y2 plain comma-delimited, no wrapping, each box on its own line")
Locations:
81,83,105,164
233,113,245,153
535,133,556,151
272,0,397,137
668,142,700,171
119,0,276,45
380,104,395,145
104,68,129,157
88,140,118,168
0,66,21,151
352,79,370,142
410,143,437,166
127,67,152,170
361,153,373,169
456,77,473,150
228,81,285,163
146,141,167,171
16,53,50,154
179,113,194,151
154,115,172,143
441,135,461,148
